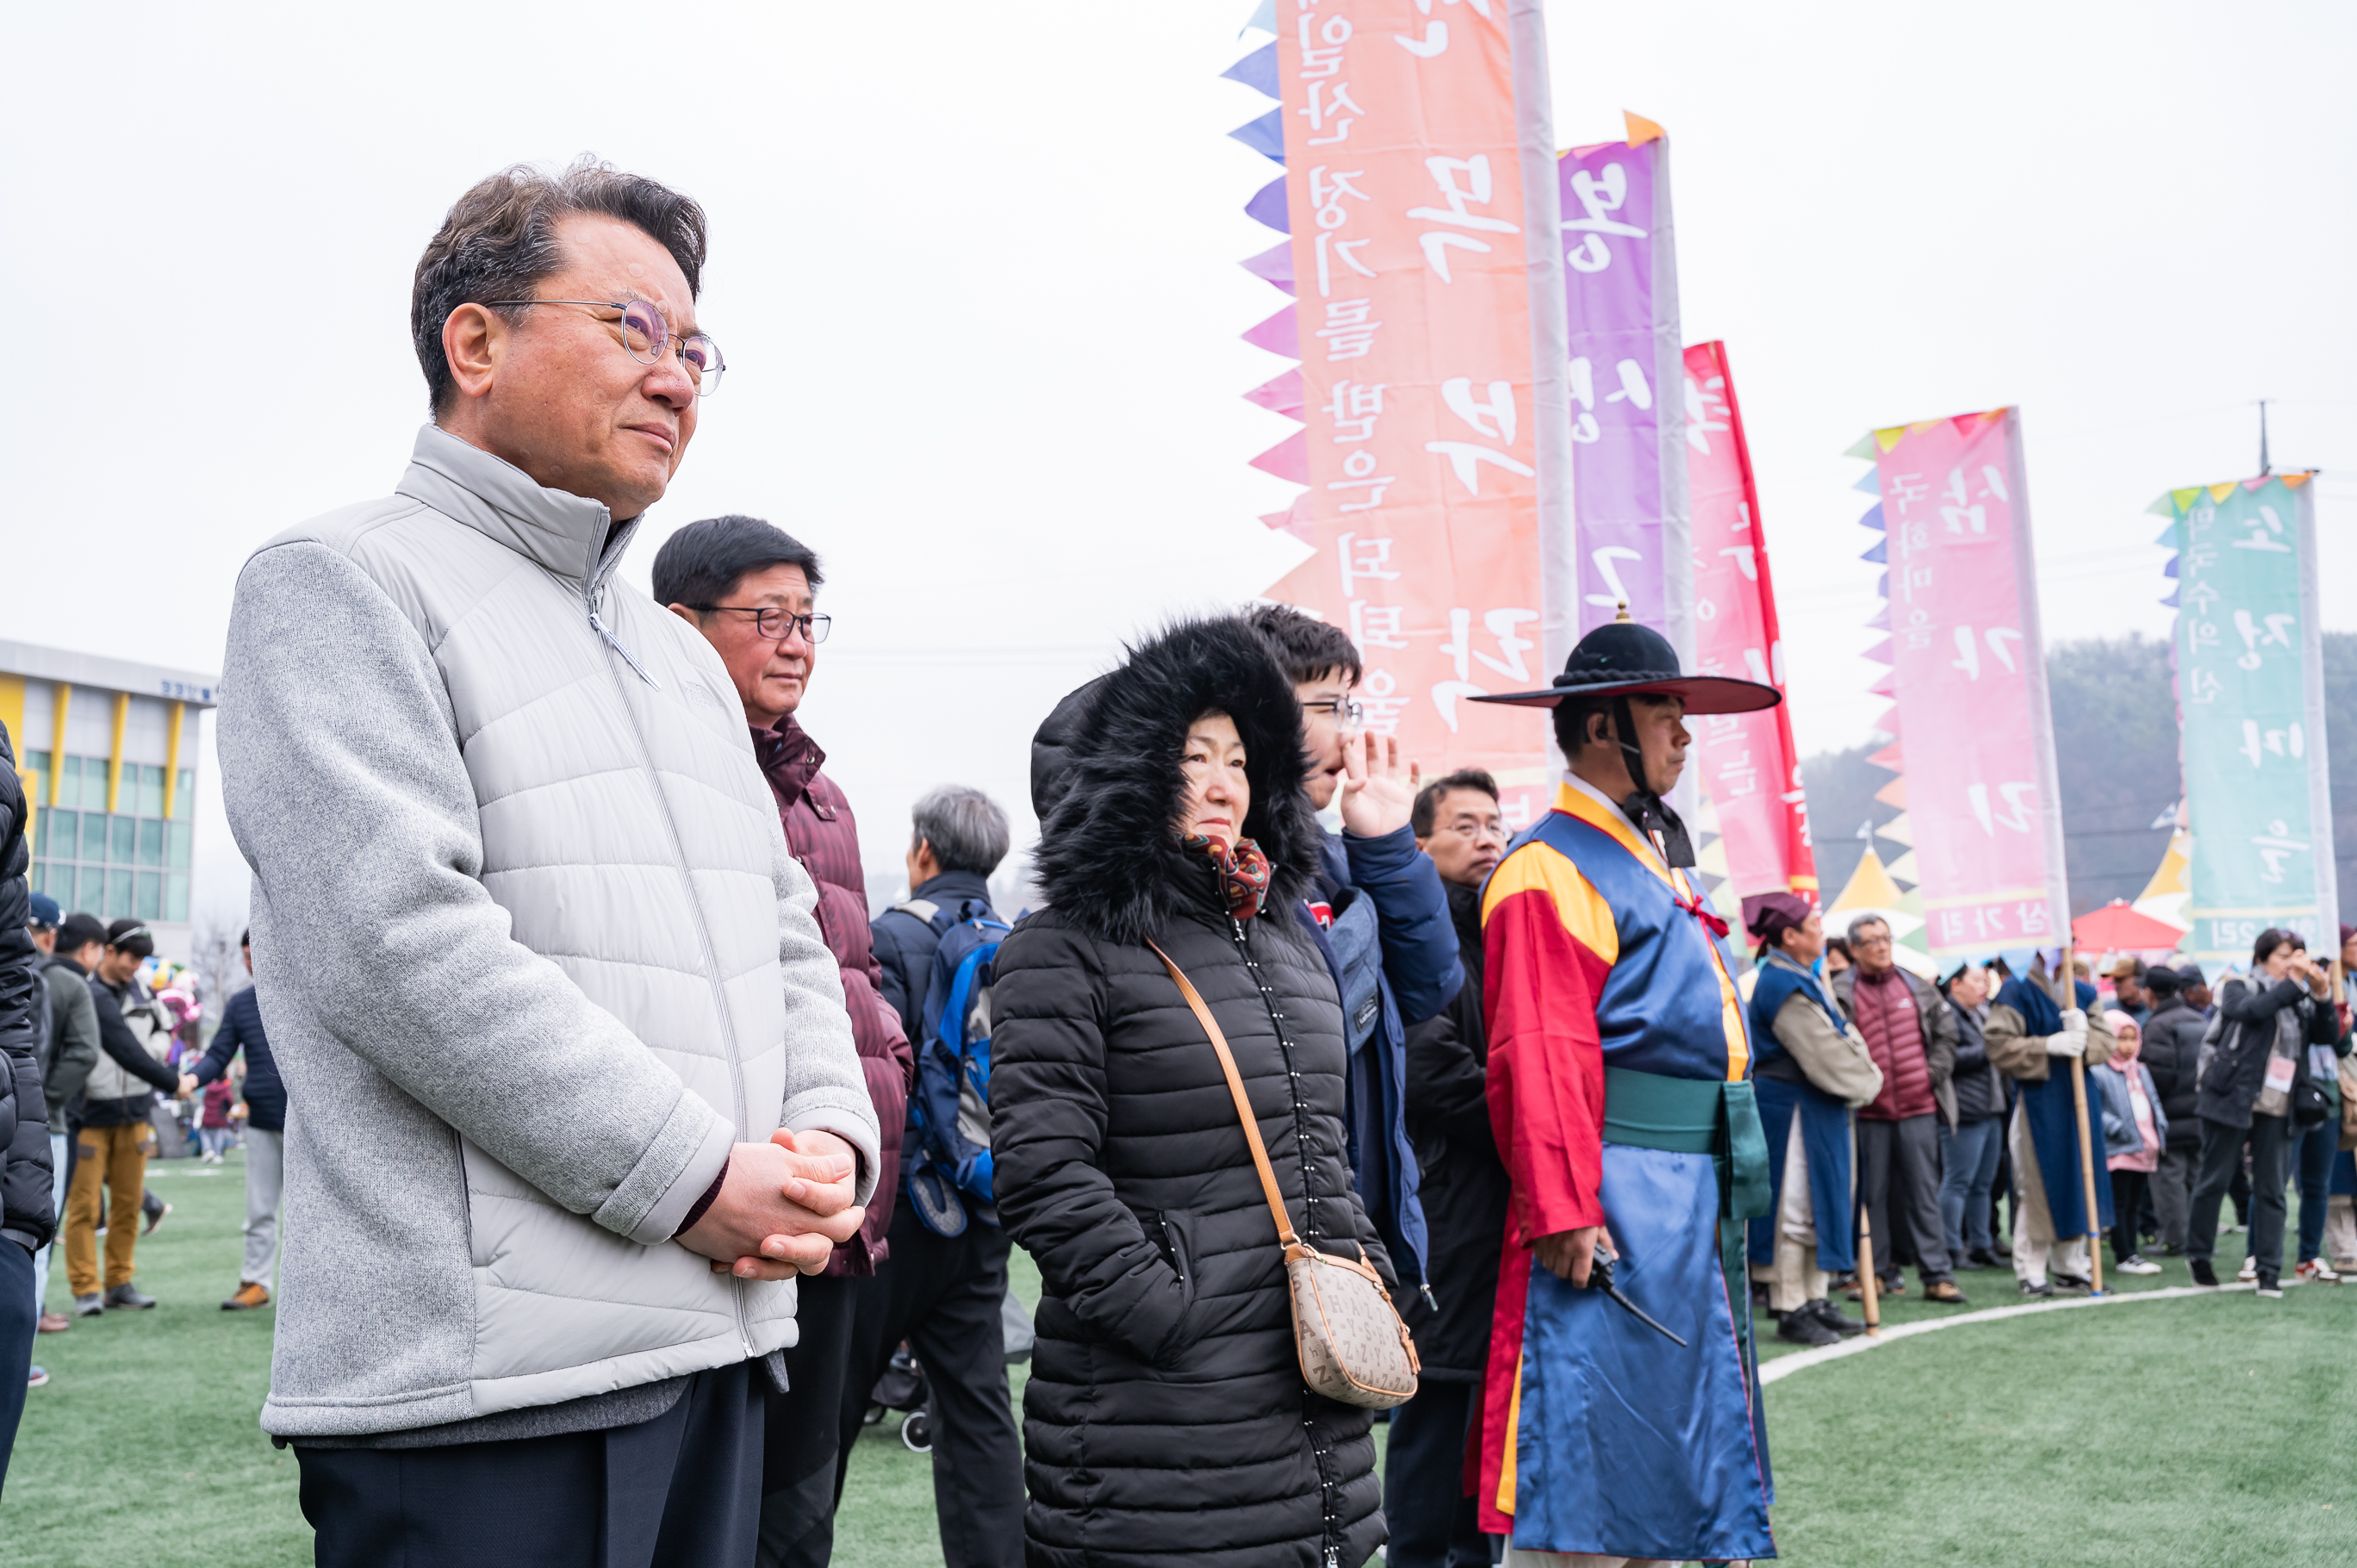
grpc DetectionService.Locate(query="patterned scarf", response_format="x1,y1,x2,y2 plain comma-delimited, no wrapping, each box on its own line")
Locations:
1185,835,1272,920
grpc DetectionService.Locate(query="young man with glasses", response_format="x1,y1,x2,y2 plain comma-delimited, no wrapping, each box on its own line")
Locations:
217,160,878,1565
1241,605,1460,1332
656,514,914,1568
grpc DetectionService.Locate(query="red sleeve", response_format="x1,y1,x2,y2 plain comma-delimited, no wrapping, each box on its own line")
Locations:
1483,882,1612,1243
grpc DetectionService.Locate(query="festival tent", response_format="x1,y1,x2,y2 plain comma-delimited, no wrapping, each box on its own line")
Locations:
1825,843,1940,979
2071,899,2190,957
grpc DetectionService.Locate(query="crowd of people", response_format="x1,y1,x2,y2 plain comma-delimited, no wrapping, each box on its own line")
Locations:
1,155,2351,1568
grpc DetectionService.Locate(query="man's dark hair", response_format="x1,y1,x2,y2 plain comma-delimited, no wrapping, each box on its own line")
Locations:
911,786,1011,878
411,156,709,416
1552,696,1614,762
651,515,824,611
56,913,107,955
104,918,154,961
1824,936,1853,965
240,928,251,949
2253,926,2304,968
1411,768,1500,837
1244,604,1361,686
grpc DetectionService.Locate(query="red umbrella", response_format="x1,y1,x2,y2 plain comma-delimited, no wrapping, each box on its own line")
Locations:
2071,899,2187,955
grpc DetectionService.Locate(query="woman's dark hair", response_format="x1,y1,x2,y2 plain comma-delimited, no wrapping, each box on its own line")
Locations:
410,155,709,415
650,514,824,610
104,918,154,961
1823,936,1853,964
2253,927,2305,968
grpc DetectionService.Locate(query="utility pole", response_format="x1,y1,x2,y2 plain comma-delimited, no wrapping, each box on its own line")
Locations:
2257,398,2273,476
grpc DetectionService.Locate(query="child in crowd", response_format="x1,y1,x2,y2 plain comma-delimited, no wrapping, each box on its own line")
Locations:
198,1079,238,1164
2093,1010,2167,1276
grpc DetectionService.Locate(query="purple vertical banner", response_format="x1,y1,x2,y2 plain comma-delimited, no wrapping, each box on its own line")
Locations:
1560,119,1689,656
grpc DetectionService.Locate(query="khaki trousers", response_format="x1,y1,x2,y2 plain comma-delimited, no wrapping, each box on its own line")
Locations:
2324,1194,2357,1271
2008,1104,2089,1286
65,1122,150,1296
1769,1113,1825,1313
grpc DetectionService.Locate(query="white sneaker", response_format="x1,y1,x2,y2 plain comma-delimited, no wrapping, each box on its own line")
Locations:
2295,1260,2340,1285
2239,1255,2259,1281
2116,1256,2163,1275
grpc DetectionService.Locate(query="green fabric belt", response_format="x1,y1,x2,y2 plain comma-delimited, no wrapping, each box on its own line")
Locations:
1601,1066,1773,1366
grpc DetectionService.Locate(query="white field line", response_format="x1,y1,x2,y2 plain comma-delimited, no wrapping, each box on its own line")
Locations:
1758,1282,2262,1384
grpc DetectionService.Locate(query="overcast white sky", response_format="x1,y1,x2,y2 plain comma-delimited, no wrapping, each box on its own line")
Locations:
8,1,2354,930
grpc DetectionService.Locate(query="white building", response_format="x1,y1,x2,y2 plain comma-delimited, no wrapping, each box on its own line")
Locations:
2,638,219,964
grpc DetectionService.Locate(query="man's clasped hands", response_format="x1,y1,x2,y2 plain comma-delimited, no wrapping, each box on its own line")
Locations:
677,1129,866,1279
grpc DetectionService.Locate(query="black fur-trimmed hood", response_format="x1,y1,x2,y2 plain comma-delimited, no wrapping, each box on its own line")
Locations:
1029,617,1321,947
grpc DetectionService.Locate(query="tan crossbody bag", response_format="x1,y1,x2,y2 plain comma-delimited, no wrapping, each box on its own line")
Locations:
1149,941,1420,1409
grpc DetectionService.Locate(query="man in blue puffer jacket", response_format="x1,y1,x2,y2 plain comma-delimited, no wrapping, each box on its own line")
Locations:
1246,607,1463,1303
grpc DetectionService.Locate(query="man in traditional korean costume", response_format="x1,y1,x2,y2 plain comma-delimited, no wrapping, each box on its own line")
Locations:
1742,893,1883,1348
1985,956,2115,1295
1469,616,1783,1567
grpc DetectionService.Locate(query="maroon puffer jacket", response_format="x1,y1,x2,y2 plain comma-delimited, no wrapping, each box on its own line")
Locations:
1849,966,1936,1123
754,715,912,1274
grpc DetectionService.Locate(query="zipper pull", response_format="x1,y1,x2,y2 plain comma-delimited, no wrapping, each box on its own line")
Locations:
587,594,661,689
1421,1284,1440,1316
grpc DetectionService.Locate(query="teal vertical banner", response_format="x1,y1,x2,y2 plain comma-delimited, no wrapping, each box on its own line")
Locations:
2167,475,2336,967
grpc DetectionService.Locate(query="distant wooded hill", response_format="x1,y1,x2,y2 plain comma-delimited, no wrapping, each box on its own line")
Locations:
1802,632,2357,919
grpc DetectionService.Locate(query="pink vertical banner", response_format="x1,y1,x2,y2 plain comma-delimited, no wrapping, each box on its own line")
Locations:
1685,341,1814,896
1259,0,1552,828
1560,121,1689,658
1873,408,2068,958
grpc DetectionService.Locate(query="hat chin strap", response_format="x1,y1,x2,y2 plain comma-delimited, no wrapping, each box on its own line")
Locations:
1612,695,1696,869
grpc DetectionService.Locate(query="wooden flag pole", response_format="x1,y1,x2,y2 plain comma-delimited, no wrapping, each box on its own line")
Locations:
2065,945,2106,1296
1854,1209,1881,1338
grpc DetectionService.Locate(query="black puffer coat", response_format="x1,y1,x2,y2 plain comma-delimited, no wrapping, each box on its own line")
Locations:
1,720,54,1257
993,619,1390,1568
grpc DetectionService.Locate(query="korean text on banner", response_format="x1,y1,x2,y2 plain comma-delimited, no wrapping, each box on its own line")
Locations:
1686,341,1813,896
1561,126,1689,657
1262,0,1550,827
2161,475,2336,965
1873,409,2068,959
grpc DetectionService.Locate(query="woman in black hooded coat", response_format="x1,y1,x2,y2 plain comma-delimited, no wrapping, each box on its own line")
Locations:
992,617,1393,1568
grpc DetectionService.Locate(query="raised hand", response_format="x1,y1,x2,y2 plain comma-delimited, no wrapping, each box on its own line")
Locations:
1335,729,1421,839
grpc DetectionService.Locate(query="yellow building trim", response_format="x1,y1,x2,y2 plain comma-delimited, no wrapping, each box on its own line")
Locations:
108,692,129,814
162,701,185,820
48,686,70,805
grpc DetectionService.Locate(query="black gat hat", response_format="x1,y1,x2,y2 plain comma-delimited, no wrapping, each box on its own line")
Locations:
1469,609,1782,716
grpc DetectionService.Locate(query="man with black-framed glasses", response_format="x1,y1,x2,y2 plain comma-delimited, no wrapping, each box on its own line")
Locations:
656,513,915,1568
218,159,879,1565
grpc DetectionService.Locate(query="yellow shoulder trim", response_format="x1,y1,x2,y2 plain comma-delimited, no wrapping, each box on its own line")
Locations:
1554,783,1673,888
1482,841,1620,965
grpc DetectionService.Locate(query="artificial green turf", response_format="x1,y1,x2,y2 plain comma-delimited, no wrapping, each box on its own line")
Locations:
12,1160,2355,1568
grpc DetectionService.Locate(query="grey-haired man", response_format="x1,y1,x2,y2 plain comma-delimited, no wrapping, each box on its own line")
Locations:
218,159,878,1565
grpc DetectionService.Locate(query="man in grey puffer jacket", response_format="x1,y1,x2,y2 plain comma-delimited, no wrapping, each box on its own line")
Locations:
219,159,880,1565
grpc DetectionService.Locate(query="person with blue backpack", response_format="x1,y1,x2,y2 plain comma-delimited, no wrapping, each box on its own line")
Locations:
834,786,1024,1568
1241,606,1463,1316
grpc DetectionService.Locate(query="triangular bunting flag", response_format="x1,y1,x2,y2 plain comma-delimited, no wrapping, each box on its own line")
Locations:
1623,110,1666,145
1867,604,1890,631
1884,849,1921,885
1249,429,1309,484
2206,482,2237,502
1869,740,1904,771
1853,470,1883,494
2146,493,2180,518
1874,426,1908,452
1861,636,1893,666
1240,0,1276,37
1259,495,1315,543
1241,240,1294,293
1222,40,1278,96
1243,366,1304,420
1858,502,1886,531
1245,176,1289,233
2285,471,2314,488
1869,670,1894,698
2162,557,2179,580
2161,587,2179,607
1843,432,1880,460
1229,108,1285,165
1241,305,1299,358
1874,775,1908,809
1860,538,1887,564
2154,520,2180,545
2170,486,2201,513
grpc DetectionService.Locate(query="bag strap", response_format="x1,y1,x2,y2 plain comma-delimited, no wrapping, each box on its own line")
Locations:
1147,938,1303,1249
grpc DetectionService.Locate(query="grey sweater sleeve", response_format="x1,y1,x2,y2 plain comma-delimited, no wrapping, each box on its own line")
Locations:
220,540,734,1246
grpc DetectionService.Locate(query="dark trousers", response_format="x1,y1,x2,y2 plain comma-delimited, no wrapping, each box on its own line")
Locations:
1856,1113,1951,1283
1,1240,34,1501
2152,1144,2198,1248
2190,1114,2290,1279
1382,1376,1489,1568
297,1360,762,1568
760,1273,858,1568
2108,1168,2150,1263
1937,1117,2005,1258
833,1207,1023,1568
2297,1117,2338,1264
